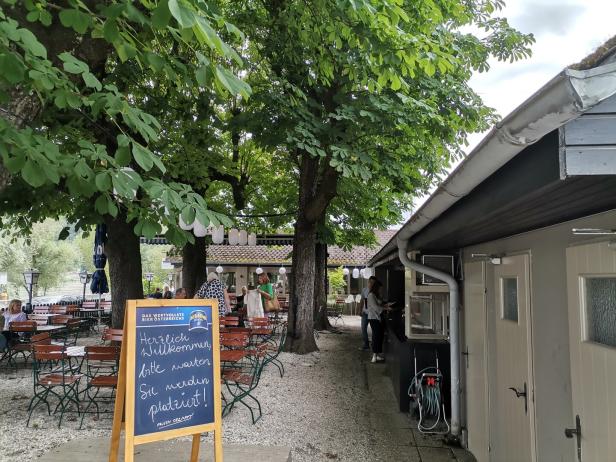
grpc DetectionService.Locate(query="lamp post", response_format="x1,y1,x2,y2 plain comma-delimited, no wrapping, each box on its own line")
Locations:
79,270,92,304
145,272,154,294
22,268,40,313
167,273,173,290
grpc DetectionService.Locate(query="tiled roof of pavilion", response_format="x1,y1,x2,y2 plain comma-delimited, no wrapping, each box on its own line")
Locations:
205,230,397,267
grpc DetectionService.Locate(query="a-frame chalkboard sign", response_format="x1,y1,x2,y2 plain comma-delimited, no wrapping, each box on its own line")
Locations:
109,299,223,462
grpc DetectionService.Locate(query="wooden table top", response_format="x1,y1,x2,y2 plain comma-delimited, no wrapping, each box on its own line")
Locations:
35,325,65,332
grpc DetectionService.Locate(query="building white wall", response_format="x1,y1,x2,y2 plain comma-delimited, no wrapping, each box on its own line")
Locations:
462,208,616,462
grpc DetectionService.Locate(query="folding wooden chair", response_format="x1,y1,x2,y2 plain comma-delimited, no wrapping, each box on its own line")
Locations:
79,345,120,428
101,327,123,345
220,316,240,327
28,344,82,427
33,306,50,314
49,305,67,315
6,321,38,366
220,331,264,424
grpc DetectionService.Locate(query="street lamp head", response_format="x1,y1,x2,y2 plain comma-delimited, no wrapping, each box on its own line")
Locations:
145,272,154,282
23,268,41,286
79,269,92,284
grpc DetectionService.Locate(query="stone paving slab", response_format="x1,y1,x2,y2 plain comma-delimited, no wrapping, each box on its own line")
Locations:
37,436,291,462
362,353,475,462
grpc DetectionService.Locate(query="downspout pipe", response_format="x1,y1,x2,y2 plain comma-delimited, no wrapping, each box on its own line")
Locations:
397,237,461,439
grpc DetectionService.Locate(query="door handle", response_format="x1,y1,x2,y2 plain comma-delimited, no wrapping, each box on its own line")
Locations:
565,414,582,462
508,382,528,414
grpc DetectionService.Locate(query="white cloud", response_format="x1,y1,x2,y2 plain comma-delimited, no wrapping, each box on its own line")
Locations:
411,1,616,213
469,0,616,148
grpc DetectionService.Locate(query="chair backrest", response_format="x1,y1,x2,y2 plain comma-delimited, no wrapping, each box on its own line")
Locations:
51,315,72,325
33,343,64,361
220,316,240,327
65,305,79,314
10,321,37,332
49,305,66,314
28,314,49,326
85,345,120,362
220,332,249,348
30,332,51,346
33,306,50,314
66,319,81,328
100,300,112,313
82,301,97,309
248,317,270,327
103,328,123,343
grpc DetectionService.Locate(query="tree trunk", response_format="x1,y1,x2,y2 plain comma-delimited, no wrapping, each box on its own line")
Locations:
105,213,143,328
284,151,339,353
313,240,331,330
285,218,319,353
181,236,207,297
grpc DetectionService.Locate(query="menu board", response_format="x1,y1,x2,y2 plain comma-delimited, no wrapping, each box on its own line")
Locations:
109,299,223,462
134,305,215,436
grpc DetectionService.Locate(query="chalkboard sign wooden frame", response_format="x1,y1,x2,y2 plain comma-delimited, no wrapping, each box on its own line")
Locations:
109,299,223,462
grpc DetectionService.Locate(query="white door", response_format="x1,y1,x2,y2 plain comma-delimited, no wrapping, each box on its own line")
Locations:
566,242,616,461
464,261,489,462
490,254,537,461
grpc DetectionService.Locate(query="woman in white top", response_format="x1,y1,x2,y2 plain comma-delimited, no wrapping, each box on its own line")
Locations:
366,279,392,363
3,299,25,331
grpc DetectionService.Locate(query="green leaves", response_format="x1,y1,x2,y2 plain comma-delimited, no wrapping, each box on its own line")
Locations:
168,0,197,28
215,66,251,99
21,159,46,187
58,9,91,34
18,28,46,58
131,143,153,171
59,52,89,74
0,52,25,83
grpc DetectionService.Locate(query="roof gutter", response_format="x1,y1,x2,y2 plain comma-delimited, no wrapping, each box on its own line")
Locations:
393,61,616,440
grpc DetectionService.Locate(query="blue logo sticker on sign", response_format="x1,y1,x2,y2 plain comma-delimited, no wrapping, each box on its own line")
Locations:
134,305,215,436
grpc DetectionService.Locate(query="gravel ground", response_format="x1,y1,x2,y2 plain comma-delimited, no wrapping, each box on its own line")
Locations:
0,316,416,462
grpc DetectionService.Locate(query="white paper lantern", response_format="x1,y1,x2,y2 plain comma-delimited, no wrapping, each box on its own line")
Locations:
216,265,223,274
352,268,360,279
342,267,349,276
228,228,239,245
247,232,257,246
255,267,264,275
279,266,286,275
239,229,248,245
345,295,353,304
212,225,225,244
355,294,362,303
362,267,372,279
179,216,194,231
359,268,365,278
193,220,207,237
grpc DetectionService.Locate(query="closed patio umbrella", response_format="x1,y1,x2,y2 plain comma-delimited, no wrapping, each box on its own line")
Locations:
90,224,109,305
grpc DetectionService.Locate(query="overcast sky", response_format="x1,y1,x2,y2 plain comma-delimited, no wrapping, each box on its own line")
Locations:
467,0,615,149
405,0,616,217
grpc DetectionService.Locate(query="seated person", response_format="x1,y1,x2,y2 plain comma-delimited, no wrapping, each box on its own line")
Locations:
3,299,25,331
174,287,188,299
3,299,26,343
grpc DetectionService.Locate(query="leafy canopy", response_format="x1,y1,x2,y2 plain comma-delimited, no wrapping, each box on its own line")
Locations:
0,0,250,242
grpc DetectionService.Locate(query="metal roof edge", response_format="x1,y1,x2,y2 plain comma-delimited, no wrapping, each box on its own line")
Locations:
370,61,616,265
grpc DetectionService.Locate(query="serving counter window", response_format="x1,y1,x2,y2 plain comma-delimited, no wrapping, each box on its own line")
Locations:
407,293,449,340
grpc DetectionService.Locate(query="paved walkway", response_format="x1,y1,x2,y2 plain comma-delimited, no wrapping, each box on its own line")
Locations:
348,317,475,462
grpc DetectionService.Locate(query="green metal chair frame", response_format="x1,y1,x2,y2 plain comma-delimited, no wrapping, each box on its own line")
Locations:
221,352,264,424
